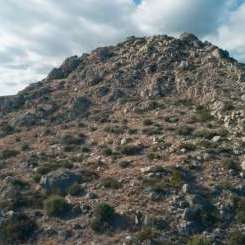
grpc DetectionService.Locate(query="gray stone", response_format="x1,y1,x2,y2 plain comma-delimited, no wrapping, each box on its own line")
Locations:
40,169,81,194
182,184,190,194
212,136,221,143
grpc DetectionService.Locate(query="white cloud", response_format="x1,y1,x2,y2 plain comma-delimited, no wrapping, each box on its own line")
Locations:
207,2,245,61
0,0,244,96
134,0,231,35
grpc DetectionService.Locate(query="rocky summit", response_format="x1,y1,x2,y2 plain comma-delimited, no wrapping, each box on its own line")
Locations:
0,33,245,245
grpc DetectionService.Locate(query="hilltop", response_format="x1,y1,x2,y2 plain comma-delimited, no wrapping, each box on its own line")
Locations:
0,33,244,244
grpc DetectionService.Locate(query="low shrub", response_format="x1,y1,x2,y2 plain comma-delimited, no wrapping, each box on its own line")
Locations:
143,119,154,126
118,160,131,168
177,126,194,136
222,159,240,172
90,203,116,233
44,195,70,217
0,149,19,160
193,106,213,122
142,126,162,136
60,134,85,145
0,213,37,244
120,144,143,155
101,177,121,189
228,230,245,245
67,183,85,196
104,125,125,134
134,228,159,243
187,235,211,245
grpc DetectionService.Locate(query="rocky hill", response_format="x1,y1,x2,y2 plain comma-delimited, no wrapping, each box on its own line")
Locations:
0,33,244,245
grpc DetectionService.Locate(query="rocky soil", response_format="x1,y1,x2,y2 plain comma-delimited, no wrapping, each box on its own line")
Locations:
0,33,244,245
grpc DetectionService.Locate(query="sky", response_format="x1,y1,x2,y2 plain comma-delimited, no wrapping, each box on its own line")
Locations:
0,0,245,96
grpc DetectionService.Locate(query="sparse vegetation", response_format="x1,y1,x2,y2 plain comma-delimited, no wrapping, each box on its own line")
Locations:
120,144,143,155
187,235,211,245
90,203,116,233
0,213,37,244
0,149,19,160
44,195,71,217
101,177,121,189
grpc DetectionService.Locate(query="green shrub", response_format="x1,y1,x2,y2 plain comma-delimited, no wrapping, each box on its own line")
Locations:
0,213,37,244
233,197,245,224
187,235,211,245
170,170,184,188
0,149,19,160
179,142,196,151
134,228,159,243
101,177,121,189
128,128,138,135
228,230,245,245
118,160,131,168
32,174,41,183
36,163,59,175
102,147,113,156
104,125,125,134
177,126,194,136
193,106,213,122
44,195,70,217
60,134,85,145
222,159,240,171
90,203,115,233
21,143,30,151
120,144,143,155
147,152,161,160
67,183,84,196
165,116,179,123
193,128,216,139
142,126,162,136
143,119,154,126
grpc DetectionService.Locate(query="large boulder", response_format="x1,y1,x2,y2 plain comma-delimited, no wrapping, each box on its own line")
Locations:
40,169,82,194
48,56,81,80
71,96,91,118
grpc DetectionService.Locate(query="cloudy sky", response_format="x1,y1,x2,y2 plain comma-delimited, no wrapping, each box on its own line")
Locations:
1,0,245,96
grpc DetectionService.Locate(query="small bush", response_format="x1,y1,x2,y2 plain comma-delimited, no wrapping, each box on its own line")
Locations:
101,177,121,189
193,106,213,122
142,126,162,136
0,149,19,160
91,203,115,233
170,170,184,188
60,134,85,145
177,126,194,136
44,195,70,217
134,228,159,243
128,128,138,135
143,119,153,126
222,159,240,171
147,152,161,160
193,128,216,139
21,143,30,151
104,125,125,134
165,116,179,123
118,160,131,168
233,197,245,224
120,144,143,155
187,235,211,245
0,213,37,244
102,147,113,156
179,142,196,151
228,230,245,245
67,183,85,196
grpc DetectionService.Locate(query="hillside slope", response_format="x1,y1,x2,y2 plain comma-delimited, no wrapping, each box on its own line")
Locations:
0,33,244,244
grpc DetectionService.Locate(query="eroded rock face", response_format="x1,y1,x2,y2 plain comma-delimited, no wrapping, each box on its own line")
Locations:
48,56,81,80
